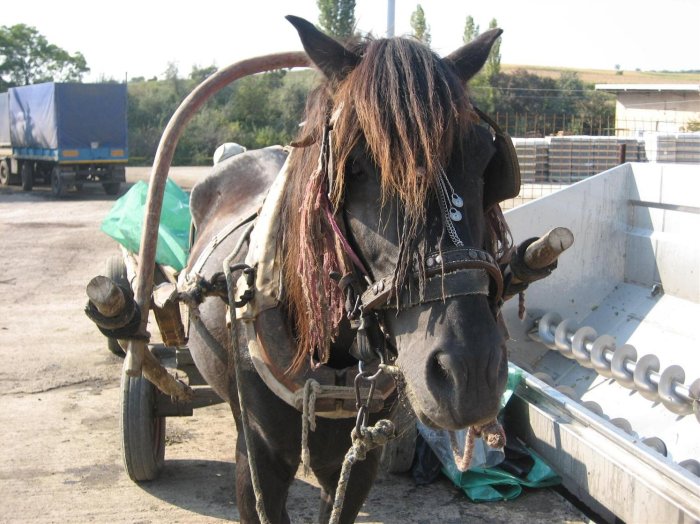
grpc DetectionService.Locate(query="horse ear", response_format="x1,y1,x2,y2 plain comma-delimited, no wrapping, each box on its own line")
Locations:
286,15,360,80
444,28,503,83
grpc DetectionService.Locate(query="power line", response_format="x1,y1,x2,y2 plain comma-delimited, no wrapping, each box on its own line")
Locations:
471,86,601,94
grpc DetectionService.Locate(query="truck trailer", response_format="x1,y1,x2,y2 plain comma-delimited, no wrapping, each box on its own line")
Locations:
0,82,128,196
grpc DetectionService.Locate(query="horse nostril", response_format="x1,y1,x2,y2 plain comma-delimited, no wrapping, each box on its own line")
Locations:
428,350,464,390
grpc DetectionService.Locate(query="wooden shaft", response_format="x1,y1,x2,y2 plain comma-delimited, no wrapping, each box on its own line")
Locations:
86,276,126,318
523,227,574,270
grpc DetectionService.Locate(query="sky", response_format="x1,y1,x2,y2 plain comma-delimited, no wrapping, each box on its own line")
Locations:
4,0,700,82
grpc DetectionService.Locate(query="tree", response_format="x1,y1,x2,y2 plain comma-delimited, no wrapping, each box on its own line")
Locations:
0,24,89,86
463,15,479,44
317,0,356,39
189,64,217,83
410,5,431,45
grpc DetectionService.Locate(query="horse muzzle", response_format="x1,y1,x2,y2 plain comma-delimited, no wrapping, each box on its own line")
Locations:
392,298,508,431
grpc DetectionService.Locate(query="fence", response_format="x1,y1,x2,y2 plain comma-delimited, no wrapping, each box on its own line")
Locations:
492,113,615,138
491,113,699,139
495,114,700,209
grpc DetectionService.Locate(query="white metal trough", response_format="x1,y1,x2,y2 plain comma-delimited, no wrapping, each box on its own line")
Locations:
502,162,700,523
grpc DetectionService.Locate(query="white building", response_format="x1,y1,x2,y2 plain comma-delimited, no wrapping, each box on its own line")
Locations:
595,84,700,136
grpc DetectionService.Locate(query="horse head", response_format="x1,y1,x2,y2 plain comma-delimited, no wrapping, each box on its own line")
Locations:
283,16,510,431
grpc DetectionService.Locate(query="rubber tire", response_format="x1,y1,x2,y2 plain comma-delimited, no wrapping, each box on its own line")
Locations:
20,162,33,191
104,254,129,357
103,182,121,195
120,364,166,482
0,160,10,186
380,402,418,474
51,166,65,197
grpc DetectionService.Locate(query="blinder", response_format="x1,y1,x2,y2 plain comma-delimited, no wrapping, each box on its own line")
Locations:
476,106,522,209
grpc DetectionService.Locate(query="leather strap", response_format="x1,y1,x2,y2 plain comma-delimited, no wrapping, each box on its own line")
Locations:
187,213,257,278
360,247,503,311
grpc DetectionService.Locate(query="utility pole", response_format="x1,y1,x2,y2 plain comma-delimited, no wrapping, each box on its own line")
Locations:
387,0,395,37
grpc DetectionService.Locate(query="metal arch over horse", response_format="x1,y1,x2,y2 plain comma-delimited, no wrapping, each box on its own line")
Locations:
184,16,520,523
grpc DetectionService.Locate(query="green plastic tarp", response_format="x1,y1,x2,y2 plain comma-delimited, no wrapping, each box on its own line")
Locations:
100,178,191,271
421,365,561,503
441,444,561,503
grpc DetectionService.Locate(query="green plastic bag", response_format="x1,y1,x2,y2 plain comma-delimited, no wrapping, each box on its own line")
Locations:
441,445,561,502
423,365,561,502
101,178,191,271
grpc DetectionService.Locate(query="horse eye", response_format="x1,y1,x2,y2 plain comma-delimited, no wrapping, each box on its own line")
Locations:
349,160,363,176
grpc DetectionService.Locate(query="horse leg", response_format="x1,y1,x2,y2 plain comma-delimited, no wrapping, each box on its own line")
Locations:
309,420,382,524
234,435,297,524
229,370,302,524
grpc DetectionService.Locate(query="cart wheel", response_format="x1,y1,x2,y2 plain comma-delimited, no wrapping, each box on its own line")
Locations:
104,254,129,356
120,364,166,482
381,402,418,474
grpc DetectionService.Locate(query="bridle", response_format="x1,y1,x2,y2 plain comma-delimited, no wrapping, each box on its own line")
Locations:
359,247,503,311
314,111,506,364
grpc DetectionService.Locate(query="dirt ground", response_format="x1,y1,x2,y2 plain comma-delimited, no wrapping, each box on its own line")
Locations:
0,169,588,523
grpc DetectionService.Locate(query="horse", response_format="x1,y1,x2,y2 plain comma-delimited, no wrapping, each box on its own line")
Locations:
185,16,514,523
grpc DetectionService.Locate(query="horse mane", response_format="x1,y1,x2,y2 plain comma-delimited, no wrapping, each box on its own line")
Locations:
281,36,511,373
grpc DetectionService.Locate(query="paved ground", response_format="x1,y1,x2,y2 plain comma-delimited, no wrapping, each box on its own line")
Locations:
0,170,587,523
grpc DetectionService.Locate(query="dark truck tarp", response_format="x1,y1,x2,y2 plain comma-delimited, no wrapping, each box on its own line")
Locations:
0,92,10,146
8,82,127,150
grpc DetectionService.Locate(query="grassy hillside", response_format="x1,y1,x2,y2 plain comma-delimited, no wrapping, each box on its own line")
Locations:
501,64,700,85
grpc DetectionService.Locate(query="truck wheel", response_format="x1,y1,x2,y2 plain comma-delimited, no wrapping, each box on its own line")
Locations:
120,363,166,482
20,163,33,191
103,182,121,196
0,160,10,186
51,167,66,197
104,254,129,356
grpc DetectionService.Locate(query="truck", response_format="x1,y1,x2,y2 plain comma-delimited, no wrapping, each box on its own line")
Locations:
0,82,128,196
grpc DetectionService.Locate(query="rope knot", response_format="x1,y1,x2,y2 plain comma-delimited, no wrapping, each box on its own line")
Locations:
450,418,506,472
477,419,507,449
350,418,395,461
329,418,395,523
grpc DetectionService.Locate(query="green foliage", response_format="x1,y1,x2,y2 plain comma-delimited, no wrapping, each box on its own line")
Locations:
469,69,615,135
463,16,479,44
683,119,700,132
410,5,431,45
125,62,615,165
127,69,317,165
0,24,89,87
317,0,356,39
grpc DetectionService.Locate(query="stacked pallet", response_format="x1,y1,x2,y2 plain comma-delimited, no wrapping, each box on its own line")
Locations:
644,133,700,164
547,137,645,183
512,138,548,182
510,136,648,183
